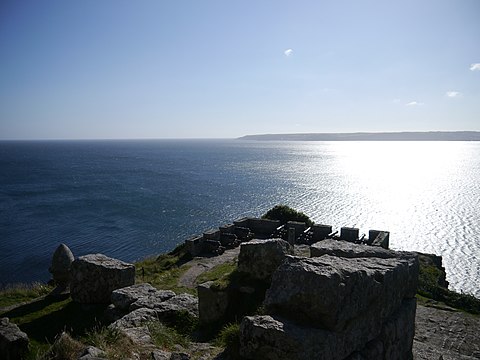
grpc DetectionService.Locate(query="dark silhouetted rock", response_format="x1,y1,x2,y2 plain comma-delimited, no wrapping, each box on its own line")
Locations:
49,243,74,292
0,318,29,360
197,281,229,324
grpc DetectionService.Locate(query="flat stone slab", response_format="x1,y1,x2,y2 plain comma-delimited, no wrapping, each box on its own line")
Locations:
70,254,135,304
129,289,177,311
111,283,160,310
310,239,414,260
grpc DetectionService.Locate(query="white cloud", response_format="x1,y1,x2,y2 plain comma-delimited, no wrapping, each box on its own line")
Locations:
405,101,423,106
446,91,461,98
470,63,480,71
284,49,293,57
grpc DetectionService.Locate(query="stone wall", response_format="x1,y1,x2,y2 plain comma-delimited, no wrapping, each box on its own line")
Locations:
239,239,419,360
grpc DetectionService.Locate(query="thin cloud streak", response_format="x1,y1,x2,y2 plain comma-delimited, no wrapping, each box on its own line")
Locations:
470,63,480,71
284,49,293,57
446,91,461,98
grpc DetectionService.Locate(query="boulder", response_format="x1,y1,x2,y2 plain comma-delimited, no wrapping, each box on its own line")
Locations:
0,318,29,360
197,281,229,324
237,239,293,281
70,254,135,304
78,346,107,360
49,243,74,291
111,283,159,310
155,294,199,319
109,308,158,330
264,255,418,331
129,289,177,311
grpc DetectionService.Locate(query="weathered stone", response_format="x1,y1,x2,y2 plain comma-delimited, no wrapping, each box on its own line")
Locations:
237,239,293,281
78,345,107,360
49,243,74,290
170,352,190,360
152,350,172,360
240,315,366,360
129,290,177,311
197,281,229,324
70,254,135,304
111,283,159,310
0,317,29,360
240,300,415,360
122,326,154,346
109,308,158,330
156,294,199,319
264,255,418,331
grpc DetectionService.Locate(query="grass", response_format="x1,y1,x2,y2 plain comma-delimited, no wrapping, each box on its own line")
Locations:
0,282,53,309
214,323,241,360
418,260,480,314
195,261,237,288
147,321,190,350
135,245,195,295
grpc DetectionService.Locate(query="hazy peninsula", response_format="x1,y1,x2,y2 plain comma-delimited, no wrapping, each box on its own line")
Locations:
238,131,480,141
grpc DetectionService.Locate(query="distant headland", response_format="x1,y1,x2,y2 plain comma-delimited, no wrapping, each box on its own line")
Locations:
238,131,480,141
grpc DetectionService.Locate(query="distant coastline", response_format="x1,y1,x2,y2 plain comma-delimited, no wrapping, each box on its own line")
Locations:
238,131,480,141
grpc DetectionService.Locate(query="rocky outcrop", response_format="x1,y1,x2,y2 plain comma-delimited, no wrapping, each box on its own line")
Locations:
108,282,198,349
70,254,135,304
0,317,29,360
111,283,160,310
239,241,419,360
237,239,293,281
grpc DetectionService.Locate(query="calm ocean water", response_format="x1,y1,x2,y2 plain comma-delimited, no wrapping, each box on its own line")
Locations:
1,140,479,297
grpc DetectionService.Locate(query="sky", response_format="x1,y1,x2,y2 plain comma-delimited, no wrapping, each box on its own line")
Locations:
0,0,479,139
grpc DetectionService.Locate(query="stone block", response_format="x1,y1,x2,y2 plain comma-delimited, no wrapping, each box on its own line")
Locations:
237,239,293,281
340,227,359,242
197,281,229,324
129,289,177,311
0,317,29,360
310,224,332,241
70,254,135,304
264,255,418,331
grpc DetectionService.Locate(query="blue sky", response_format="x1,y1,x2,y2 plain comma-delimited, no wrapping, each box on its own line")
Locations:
0,0,479,139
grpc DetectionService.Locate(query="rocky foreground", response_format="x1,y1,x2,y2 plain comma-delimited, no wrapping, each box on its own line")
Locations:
1,241,479,359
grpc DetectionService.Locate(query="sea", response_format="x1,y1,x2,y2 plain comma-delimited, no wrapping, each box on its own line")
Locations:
1,139,479,298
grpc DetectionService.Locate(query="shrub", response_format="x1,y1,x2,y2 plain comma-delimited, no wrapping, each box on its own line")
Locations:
214,323,241,359
262,205,313,226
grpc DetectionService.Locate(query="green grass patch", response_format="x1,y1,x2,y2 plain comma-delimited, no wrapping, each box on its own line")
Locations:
196,261,237,288
2,294,109,359
214,323,241,360
0,282,53,309
418,261,480,314
148,321,190,350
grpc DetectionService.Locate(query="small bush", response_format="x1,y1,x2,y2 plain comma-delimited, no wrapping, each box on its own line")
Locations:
262,205,313,226
43,332,84,360
215,323,241,359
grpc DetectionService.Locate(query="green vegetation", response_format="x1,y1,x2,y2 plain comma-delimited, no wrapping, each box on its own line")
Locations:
196,261,237,288
417,259,480,314
135,245,194,295
148,321,190,350
0,283,53,309
215,323,241,359
262,204,313,226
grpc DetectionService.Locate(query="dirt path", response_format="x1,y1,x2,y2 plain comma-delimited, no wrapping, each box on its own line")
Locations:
413,304,480,359
178,247,240,289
